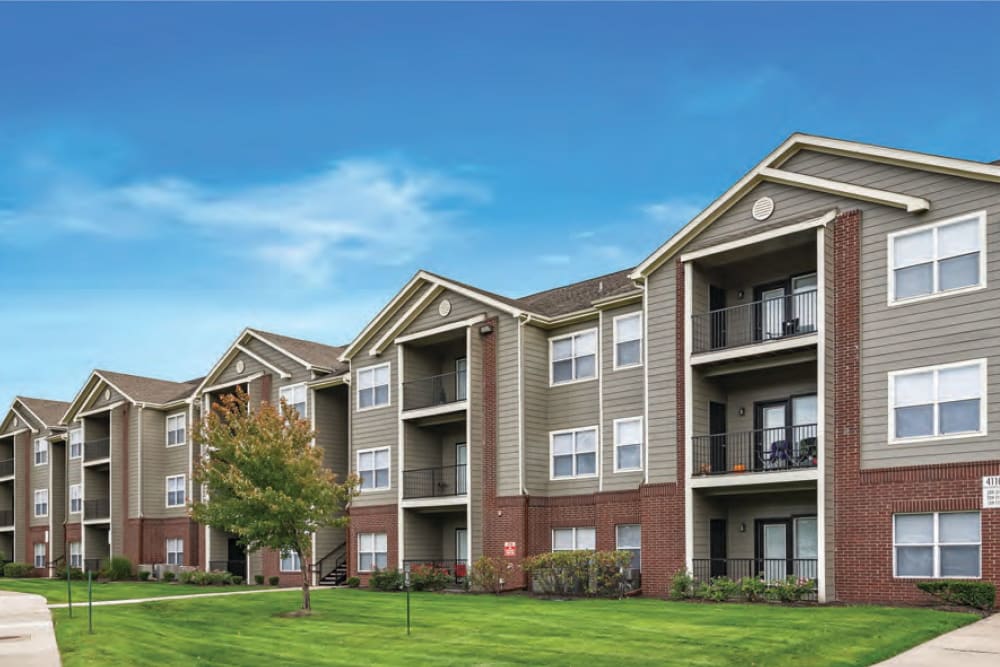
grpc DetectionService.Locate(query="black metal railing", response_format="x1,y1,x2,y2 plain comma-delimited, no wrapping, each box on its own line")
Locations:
83,558,105,573
310,542,346,580
209,560,247,575
0,458,13,477
0,510,12,527
84,438,111,462
693,424,818,475
403,464,467,499
84,498,111,520
402,559,469,583
693,290,818,354
692,558,818,587
402,371,466,412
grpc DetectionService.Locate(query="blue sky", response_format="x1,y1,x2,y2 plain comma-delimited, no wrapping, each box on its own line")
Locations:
2,2,1000,404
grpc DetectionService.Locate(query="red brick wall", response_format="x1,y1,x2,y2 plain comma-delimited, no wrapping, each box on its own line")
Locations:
347,503,398,585
261,547,305,587
128,517,201,566
28,525,47,575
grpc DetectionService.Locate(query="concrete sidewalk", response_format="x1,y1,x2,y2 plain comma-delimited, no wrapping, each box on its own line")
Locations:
47,585,299,608
876,613,1000,666
0,590,61,667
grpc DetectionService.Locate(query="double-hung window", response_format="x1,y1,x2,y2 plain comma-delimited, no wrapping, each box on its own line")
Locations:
357,364,390,410
166,538,184,565
889,212,985,303
280,550,301,572
70,484,82,514
34,489,48,517
69,429,83,459
166,475,186,508
890,360,986,441
279,384,307,419
550,330,597,385
358,532,388,572
552,527,596,551
166,413,186,447
616,524,642,571
551,427,597,479
34,438,48,466
357,447,390,491
69,542,82,569
34,543,46,569
614,417,643,472
894,512,980,578
613,313,642,369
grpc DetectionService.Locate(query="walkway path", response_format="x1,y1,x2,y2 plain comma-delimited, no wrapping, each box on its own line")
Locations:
0,590,61,667
47,586,300,609
876,612,1000,666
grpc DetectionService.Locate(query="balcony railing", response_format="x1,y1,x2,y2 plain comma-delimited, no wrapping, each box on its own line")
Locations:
402,371,466,412
402,559,468,583
403,464,467,499
692,558,818,585
84,438,111,462
84,498,111,520
209,560,247,575
692,424,818,476
0,458,13,477
692,290,818,354
0,509,12,527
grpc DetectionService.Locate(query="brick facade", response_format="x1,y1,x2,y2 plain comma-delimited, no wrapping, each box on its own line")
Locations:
347,503,398,585
124,517,201,567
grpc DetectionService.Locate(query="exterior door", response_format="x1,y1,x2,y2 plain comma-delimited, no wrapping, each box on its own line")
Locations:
455,357,468,401
455,528,468,570
794,516,818,580
227,537,246,577
791,273,817,332
455,443,467,495
756,401,788,469
791,394,818,462
709,519,727,578
709,285,727,349
760,286,786,340
708,401,727,473
756,520,791,581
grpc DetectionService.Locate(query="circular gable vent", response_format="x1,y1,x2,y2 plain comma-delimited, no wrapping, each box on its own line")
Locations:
752,196,775,221
438,299,452,317
236,359,245,374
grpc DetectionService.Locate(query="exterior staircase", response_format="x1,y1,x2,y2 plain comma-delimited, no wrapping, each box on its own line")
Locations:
313,542,348,587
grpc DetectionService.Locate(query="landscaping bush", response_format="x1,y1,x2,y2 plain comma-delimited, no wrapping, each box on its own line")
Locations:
106,556,134,581
669,568,695,600
232,575,243,585
138,570,151,581
254,574,265,585
469,556,509,594
762,577,815,603
56,564,85,581
3,562,33,578
740,576,767,602
162,570,176,582
180,570,233,586
409,564,451,592
268,576,280,586
346,576,361,588
523,550,632,597
917,580,996,611
369,568,404,592
698,576,740,602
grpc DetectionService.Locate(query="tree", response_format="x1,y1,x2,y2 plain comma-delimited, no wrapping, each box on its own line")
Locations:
191,388,359,611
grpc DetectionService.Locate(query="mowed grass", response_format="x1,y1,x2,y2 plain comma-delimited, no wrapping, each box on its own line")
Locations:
51,588,975,667
0,577,267,603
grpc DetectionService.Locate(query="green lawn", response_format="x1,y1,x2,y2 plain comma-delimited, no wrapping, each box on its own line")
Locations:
0,577,268,603
49,588,975,666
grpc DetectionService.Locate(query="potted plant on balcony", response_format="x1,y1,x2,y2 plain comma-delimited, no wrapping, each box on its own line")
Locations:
733,463,746,473
699,463,711,475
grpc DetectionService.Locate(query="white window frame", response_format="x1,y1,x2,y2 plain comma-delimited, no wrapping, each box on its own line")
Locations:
357,532,388,573
69,541,82,569
278,383,308,419
549,328,599,386
356,362,391,411
166,412,186,448
34,488,48,517
551,527,596,552
613,417,644,472
69,428,83,460
34,438,48,466
69,484,82,514
549,426,599,480
165,474,186,508
887,211,987,306
893,511,981,579
356,447,391,492
166,538,184,566
280,549,301,573
612,312,643,370
616,524,642,570
34,543,46,569
888,359,987,444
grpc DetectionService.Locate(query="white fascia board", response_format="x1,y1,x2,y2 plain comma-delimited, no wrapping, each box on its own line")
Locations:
235,343,292,379
680,209,837,262
245,330,322,372
759,168,930,213
394,314,485,345
369,284,444,356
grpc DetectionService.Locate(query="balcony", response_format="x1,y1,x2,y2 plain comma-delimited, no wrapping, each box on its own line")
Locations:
84,438,110,463
692,424,817,477
84,498,111,521
692,558,818,584
692,290,817,355
402,371,466,413
403,464,467,500
0,458,12,478
0,510,12,528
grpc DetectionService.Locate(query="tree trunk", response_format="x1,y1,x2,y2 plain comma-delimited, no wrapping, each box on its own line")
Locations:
300,557,311,611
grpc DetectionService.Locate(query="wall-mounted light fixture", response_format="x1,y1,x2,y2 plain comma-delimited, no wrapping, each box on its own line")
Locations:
737,289,745,299
480,324,494,335
739,522,746,533
738,407,746,417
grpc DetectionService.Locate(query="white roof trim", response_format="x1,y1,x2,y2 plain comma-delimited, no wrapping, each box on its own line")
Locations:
370,284,445,355
680,209,837,262
13,399,48,430
759,168,929,213
235,343,292,379
61,371,138,425
77,400,127,419
0,427,29,439
307,375,348,390
246,330,331,372
394,313,486,345
10,406,39,434
201,371,266,396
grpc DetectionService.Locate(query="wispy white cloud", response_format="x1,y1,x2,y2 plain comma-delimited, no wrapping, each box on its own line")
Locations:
536,254,572,265
676,66,791,116
639,198,703,228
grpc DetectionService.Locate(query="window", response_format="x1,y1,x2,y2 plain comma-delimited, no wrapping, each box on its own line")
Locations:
166,475,186,507
69,542,82,569
552,527,596,551
279,384,308,419
166,413,186,447
34,543,46,569
357,447,390,491
166,538,184,566
455,358,468,402
34,438,48,466
550,427,598,479
550,329,597,385
894,512,980,578
70,484,81,514
358,532,388,572
613,313,642,369
69,428,83,459
890,360,986,442
889,212,985,303
357,363,391,410
616,524,641,571
614,417,643,472
280,550,301,572
34,489,48,517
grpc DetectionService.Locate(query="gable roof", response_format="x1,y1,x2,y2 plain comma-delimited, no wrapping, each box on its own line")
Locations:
16,397,70,429
631,132,1000,279
95,370,201,405
517,269,637,317
247,329,347,374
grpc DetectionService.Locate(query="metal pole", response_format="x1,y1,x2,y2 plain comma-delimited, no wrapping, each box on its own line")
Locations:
67,563,72,618
404,563,411,636
88,570,93,634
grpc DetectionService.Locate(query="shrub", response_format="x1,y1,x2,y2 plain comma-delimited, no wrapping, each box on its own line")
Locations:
409,564,451,592
269,576,280,586
254,574,265,585
162,570,176,582
669,568,695,600
469,556,509,594
701,576,740,602
346,576,361,588
369,568,404,592
138,571,151,581
523,550,632,598
106,556,134,581
3,562,33,578
55,564,85,581
763,576,815,603
232,575,244,585
740,576,768,602
917,580,996,611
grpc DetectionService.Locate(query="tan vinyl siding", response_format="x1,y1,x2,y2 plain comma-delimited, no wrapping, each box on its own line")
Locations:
48,441,67,560
496,315,521,497
141,408,189,519
646,264,678,483
127,407,140,518
109,405,125,556
601,305,644,491
522,326,549,495
405,289,488,336
88,383,126,411
351,353,398,508
29,433,49,528
469,328,483,561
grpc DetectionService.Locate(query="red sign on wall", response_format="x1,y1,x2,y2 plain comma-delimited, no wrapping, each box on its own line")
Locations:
503,541,517,557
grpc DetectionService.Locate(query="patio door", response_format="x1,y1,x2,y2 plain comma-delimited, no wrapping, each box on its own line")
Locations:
455,443,467,495
455,357,468,401
794,516,818,579
791,273,817,332
709,402,727,473
756,519,791,581
455,528,468,568
757,284,786,341
709,285,727,349
755,401,788,470
709,519,727,578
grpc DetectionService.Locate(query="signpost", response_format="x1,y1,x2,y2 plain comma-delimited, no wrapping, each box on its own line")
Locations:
87,570,93,635
403,563,411,636
503,541,517,558
66,563,73,618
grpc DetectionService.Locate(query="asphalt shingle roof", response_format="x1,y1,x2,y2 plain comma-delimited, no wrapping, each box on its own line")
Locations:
248,329,348,374
96,370,202,404
16,397,70,429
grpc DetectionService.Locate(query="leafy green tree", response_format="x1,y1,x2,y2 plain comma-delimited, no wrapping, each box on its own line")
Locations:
191,388,358,611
